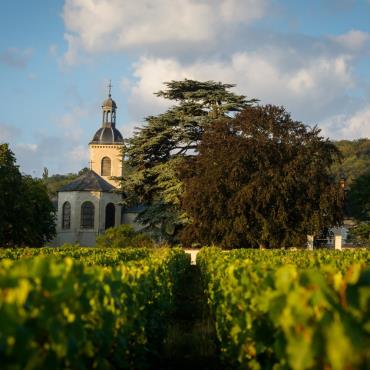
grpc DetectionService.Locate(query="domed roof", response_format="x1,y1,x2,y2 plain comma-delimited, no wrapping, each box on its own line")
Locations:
90,126,123,144
102,96,117,109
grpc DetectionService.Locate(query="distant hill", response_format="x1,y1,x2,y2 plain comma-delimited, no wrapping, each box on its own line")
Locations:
42,168,89,199
332,139,370,221
333,138,370,184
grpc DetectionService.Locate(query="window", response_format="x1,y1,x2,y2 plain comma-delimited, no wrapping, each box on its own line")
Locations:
105,203,115,229
101,156,111,176
81,201,95,229
62,202,71,229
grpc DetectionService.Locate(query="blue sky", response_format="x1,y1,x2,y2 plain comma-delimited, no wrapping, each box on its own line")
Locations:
1,0,370,176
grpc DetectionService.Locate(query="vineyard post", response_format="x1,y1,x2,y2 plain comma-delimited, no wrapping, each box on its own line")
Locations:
334,233,342,250
307,235,314,250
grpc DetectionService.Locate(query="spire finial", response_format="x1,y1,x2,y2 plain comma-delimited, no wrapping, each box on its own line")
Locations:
108,80,112,97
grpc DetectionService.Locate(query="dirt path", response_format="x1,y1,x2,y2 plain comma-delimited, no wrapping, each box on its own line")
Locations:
159,264,221,370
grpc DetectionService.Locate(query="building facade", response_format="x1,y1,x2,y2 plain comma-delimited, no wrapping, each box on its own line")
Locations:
53,87,137,246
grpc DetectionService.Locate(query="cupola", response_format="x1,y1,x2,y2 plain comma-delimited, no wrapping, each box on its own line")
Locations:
90,81,123,144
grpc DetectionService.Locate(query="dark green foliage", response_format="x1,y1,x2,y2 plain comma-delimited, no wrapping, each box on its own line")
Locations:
198,248,370,370
347,171,370,221
121,79,257,242
180,105,343,248
333,139,370,184
96,224,155,248
20,176,56,246
347,222,370,246
0,144,24,246
0,144,56,247
0,248,190,369
332,139,370,222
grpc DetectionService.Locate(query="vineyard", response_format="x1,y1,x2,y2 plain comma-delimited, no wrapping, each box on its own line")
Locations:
0,247,189,369
0,247,369,369
197,248,370,370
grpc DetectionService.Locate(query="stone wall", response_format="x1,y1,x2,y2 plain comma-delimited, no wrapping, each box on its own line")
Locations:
55,190,122,246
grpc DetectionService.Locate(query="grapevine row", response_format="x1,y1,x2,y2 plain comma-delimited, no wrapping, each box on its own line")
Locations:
0,248,189,369
197,248,370,370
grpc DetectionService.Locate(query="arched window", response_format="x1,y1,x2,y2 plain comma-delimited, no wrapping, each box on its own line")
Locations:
101,157,111,176
105,203,115,230
62,202,71,229
81,201,95,229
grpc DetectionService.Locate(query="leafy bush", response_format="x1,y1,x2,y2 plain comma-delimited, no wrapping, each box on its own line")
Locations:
347,222,370,246
96,224,155,248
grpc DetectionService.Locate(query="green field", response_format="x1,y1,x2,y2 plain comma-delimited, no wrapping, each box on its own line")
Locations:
0,247,369,370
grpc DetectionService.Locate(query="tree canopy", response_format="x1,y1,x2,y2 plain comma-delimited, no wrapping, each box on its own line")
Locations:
333,138,370,184
0,144,56,247
347,171,370,221
331,139,370,222
122,79,257,241
179,105,343,248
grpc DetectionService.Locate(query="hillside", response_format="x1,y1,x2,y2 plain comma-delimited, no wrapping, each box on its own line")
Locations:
42,168,89,198
333,138,370,183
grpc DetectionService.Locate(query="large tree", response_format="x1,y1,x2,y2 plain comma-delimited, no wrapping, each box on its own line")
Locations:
0,144,24,245
179,105,343,248
122,79,257,241
0,144,56,247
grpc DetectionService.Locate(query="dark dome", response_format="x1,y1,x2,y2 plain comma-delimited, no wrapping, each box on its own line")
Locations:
102,97,117,109
90,127,123,144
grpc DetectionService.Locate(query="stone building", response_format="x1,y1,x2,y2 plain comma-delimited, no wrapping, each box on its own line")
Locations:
53,86,137,246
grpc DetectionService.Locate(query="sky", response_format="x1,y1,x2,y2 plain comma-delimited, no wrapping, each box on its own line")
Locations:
0,0,370,177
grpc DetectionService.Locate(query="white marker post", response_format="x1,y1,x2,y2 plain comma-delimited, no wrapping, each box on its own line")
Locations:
307,235,314,250
334,234,342,250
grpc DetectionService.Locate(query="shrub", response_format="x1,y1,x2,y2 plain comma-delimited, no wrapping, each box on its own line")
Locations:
96,224,155,248
347,221,370,246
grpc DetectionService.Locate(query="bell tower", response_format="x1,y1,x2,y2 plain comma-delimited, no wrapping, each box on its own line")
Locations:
102,81,117,129
89,82,124,188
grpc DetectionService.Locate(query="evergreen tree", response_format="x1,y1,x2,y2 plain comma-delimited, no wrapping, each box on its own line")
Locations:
122,79,257,241
179,105,343,248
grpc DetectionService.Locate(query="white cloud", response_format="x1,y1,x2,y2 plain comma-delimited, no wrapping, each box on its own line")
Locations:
332,29,370,50
12,136,89,177
1,105,90,176
321,105,370,140
126,52,354,126
66,145,89,170
0,123,21,142
62,0,267,64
